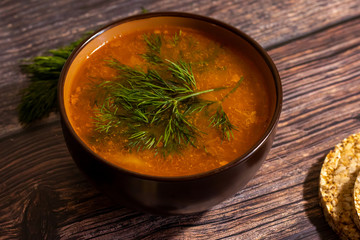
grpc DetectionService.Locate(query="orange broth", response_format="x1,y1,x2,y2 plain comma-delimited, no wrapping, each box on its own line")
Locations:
66,26,274,177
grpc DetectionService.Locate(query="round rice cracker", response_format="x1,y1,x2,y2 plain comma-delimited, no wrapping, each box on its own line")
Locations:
353,172,360,230
319,133,360,240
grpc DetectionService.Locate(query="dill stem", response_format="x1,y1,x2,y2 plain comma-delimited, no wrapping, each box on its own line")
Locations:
220,76,244,103
175,88,217,102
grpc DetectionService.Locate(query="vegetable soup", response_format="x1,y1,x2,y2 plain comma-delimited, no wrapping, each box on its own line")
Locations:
65,26,275,176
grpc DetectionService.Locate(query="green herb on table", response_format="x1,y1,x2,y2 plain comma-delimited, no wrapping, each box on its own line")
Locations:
141,7,149,14
18,33,93,125
18,7,153,126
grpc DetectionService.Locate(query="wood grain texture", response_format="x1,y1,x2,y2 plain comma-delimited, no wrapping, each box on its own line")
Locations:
1,0,360,239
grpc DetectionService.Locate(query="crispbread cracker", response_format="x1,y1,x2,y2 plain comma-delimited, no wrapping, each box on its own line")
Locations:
353,173,360,230
319,133,360,240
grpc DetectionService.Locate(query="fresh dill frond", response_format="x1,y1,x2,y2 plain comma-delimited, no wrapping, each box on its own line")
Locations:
209,105,237,141
192,42,223,72
93,106,122,134
172,30,182,46
141,33,163,65
91,31,244,155
186,36,199,49
183,100,215,116
141,52,163,65
94,58,230,155
141,7,149,13
18,32,93,125
221,76,244,102
143,33,162,54
166,59,196,90
105,59,147,82
18,79,58,125
209,77,244,140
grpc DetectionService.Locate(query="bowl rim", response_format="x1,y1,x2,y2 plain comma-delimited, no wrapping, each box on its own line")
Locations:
58,11,283,182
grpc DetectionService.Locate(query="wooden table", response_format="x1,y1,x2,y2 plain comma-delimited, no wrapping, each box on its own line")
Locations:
1,0,360,239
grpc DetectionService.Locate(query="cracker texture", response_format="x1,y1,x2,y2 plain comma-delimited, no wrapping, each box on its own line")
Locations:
353,173,360,230
319,133,360,240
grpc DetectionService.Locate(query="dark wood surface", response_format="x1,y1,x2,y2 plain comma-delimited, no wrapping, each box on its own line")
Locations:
1,0,360,239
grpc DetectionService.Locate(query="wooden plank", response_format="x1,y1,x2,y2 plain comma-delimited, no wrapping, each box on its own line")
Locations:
1,7,360,240
0,0,359,138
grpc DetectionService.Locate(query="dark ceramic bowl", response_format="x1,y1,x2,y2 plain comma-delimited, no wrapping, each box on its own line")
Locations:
58,12,282,215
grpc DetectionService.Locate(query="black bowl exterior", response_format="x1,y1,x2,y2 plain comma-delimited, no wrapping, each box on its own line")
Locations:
59,12,282,215
62,119,276,214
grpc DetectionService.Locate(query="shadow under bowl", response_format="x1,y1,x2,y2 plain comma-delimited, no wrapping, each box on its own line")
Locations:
58,12,282,215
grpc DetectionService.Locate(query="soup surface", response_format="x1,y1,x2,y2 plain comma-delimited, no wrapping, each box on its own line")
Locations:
66,26,274,176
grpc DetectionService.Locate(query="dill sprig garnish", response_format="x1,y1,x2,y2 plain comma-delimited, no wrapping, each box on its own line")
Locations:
144,33,162,54
209,77,244,140
209,105,237,141
94,59,221,154
18,32,93,125
172,30,182,46
141,33,163,65
141,52,163,65
93,30,243,155
90,31,243,155
222,76,244,101
166,59,196,90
